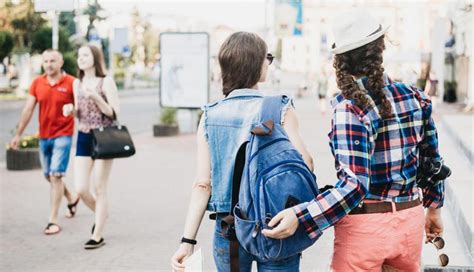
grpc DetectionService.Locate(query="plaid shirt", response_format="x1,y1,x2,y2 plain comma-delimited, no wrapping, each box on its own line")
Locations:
294,74,445,239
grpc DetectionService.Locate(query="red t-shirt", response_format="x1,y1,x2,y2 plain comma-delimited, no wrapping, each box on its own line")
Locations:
29,74,75,139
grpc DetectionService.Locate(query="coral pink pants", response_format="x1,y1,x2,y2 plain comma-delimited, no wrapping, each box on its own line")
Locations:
331,202,424,272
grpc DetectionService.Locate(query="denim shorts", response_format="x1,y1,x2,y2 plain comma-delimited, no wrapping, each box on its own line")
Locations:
39,136,72,178
76,131,93,157
213,215,301,271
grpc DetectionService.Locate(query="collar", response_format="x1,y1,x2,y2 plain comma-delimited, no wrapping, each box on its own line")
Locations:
224,88,263,100
355,73,392,92
42,72,67,86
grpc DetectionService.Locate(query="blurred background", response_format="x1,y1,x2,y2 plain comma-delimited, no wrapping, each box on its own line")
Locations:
0,0,473,271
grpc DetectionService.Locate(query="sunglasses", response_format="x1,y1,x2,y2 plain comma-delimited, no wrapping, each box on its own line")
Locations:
428,236,449,267
266,53,274,65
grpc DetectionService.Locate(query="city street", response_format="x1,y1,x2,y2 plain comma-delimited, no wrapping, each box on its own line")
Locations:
1,90,472,271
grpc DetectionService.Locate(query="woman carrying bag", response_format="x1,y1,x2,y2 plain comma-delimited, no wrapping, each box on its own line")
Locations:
171,32,314,271
64,44,121,249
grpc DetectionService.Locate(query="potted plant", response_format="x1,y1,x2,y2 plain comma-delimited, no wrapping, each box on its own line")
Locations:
443,81,457,103
6,134,41,170
153,107,179,137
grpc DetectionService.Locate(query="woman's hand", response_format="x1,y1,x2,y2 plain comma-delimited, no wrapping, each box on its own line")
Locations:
170,243,194,271
261,208,299,239
425,208,443,242
62,103,74,117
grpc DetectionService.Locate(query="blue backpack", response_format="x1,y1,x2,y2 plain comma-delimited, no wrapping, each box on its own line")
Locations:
227,95,321,262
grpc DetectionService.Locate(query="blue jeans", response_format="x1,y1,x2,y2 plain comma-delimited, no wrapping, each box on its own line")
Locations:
39,136,72,177
213,215,300,271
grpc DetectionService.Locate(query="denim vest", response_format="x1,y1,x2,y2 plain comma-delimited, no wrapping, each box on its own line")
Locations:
202,89,292,212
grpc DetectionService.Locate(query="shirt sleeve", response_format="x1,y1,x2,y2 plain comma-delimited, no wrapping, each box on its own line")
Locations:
293,102,374,238
414,88,445,209
29,78,37,98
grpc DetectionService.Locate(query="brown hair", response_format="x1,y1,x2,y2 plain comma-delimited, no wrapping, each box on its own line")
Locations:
78,44,107,80
333,36,392,119
218,32,267,96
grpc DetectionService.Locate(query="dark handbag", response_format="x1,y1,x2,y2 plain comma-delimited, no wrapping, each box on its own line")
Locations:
91,111,136,160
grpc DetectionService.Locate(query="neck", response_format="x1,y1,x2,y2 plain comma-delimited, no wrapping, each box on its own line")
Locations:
83,68,96,79
251,84,259,90
47,71,62,83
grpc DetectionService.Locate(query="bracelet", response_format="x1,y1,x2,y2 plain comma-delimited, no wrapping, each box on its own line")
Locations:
181,237,197,245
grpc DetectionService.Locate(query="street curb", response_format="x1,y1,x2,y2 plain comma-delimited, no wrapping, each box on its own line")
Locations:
439,119,474,258
445,179,474,258
424,265,474,271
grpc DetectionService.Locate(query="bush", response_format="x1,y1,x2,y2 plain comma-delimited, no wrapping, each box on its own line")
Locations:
160,107,177,125
19,135,39,149
62,52,77,76
6,134,39,150
31,26,72,53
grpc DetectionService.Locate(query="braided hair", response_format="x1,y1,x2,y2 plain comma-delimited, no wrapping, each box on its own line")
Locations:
333,36,392,119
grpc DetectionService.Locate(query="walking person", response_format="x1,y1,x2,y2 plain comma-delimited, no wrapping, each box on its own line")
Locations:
316,63,330,115
171,32,314,271
10,49,80,235
263,11,446,271
63,44,119,249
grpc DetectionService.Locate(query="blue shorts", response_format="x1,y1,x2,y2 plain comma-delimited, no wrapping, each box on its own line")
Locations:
76,131,93,157
39,136,73,178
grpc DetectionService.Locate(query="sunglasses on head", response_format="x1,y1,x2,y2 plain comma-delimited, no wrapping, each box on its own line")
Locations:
266,53,274,65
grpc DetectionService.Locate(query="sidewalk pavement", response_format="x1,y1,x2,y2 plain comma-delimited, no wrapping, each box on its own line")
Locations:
434,102,474,261
0,93,473,271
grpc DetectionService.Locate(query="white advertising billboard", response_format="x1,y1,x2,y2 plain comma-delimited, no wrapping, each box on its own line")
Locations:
160,32,209,109
35,0,74,12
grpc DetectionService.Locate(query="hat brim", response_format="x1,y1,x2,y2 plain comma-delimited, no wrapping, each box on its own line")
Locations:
330,26,390,55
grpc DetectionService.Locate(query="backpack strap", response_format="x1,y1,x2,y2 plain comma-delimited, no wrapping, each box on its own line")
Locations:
260,95,283,125
220,142,247,272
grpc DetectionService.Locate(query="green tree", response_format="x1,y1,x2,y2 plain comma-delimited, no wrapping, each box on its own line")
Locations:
62,52,77,76
31,26,72,53
9,0,46,50
0,31,14,60
59,11,76,36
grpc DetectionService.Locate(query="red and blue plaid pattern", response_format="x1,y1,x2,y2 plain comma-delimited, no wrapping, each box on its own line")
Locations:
294,75,445,238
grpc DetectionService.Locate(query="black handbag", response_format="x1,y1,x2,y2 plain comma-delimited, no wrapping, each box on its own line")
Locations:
90,111,136,160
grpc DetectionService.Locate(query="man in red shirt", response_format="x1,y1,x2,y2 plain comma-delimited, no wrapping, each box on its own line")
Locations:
11,49,79,235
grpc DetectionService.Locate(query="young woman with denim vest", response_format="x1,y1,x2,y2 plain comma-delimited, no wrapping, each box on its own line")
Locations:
64,44,120,249
171,32,314,271
263,11,445,271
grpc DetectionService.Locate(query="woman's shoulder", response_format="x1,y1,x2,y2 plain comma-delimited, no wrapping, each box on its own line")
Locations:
102,75,116,85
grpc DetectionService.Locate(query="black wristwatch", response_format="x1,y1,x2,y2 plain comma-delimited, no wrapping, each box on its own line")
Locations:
181,237,197,245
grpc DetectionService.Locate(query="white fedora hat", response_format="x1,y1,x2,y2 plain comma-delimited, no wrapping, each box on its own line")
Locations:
330,10,390,54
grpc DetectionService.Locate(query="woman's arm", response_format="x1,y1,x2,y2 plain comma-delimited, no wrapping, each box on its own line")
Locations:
171,116,212,270
263,102,373,239
72,79,80,116
283,107,314,171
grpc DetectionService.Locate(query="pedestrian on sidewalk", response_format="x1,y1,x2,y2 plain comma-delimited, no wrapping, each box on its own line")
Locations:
316,62,330,115
10,49,80,235
63,44,120,250
263,11,446,271
171,32,314,271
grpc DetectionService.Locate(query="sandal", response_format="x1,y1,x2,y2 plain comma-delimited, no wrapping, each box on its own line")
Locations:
44,223,61,235
66,197,80,218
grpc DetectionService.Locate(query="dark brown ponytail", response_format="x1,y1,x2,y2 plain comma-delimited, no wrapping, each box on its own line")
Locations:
333,36,392,119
